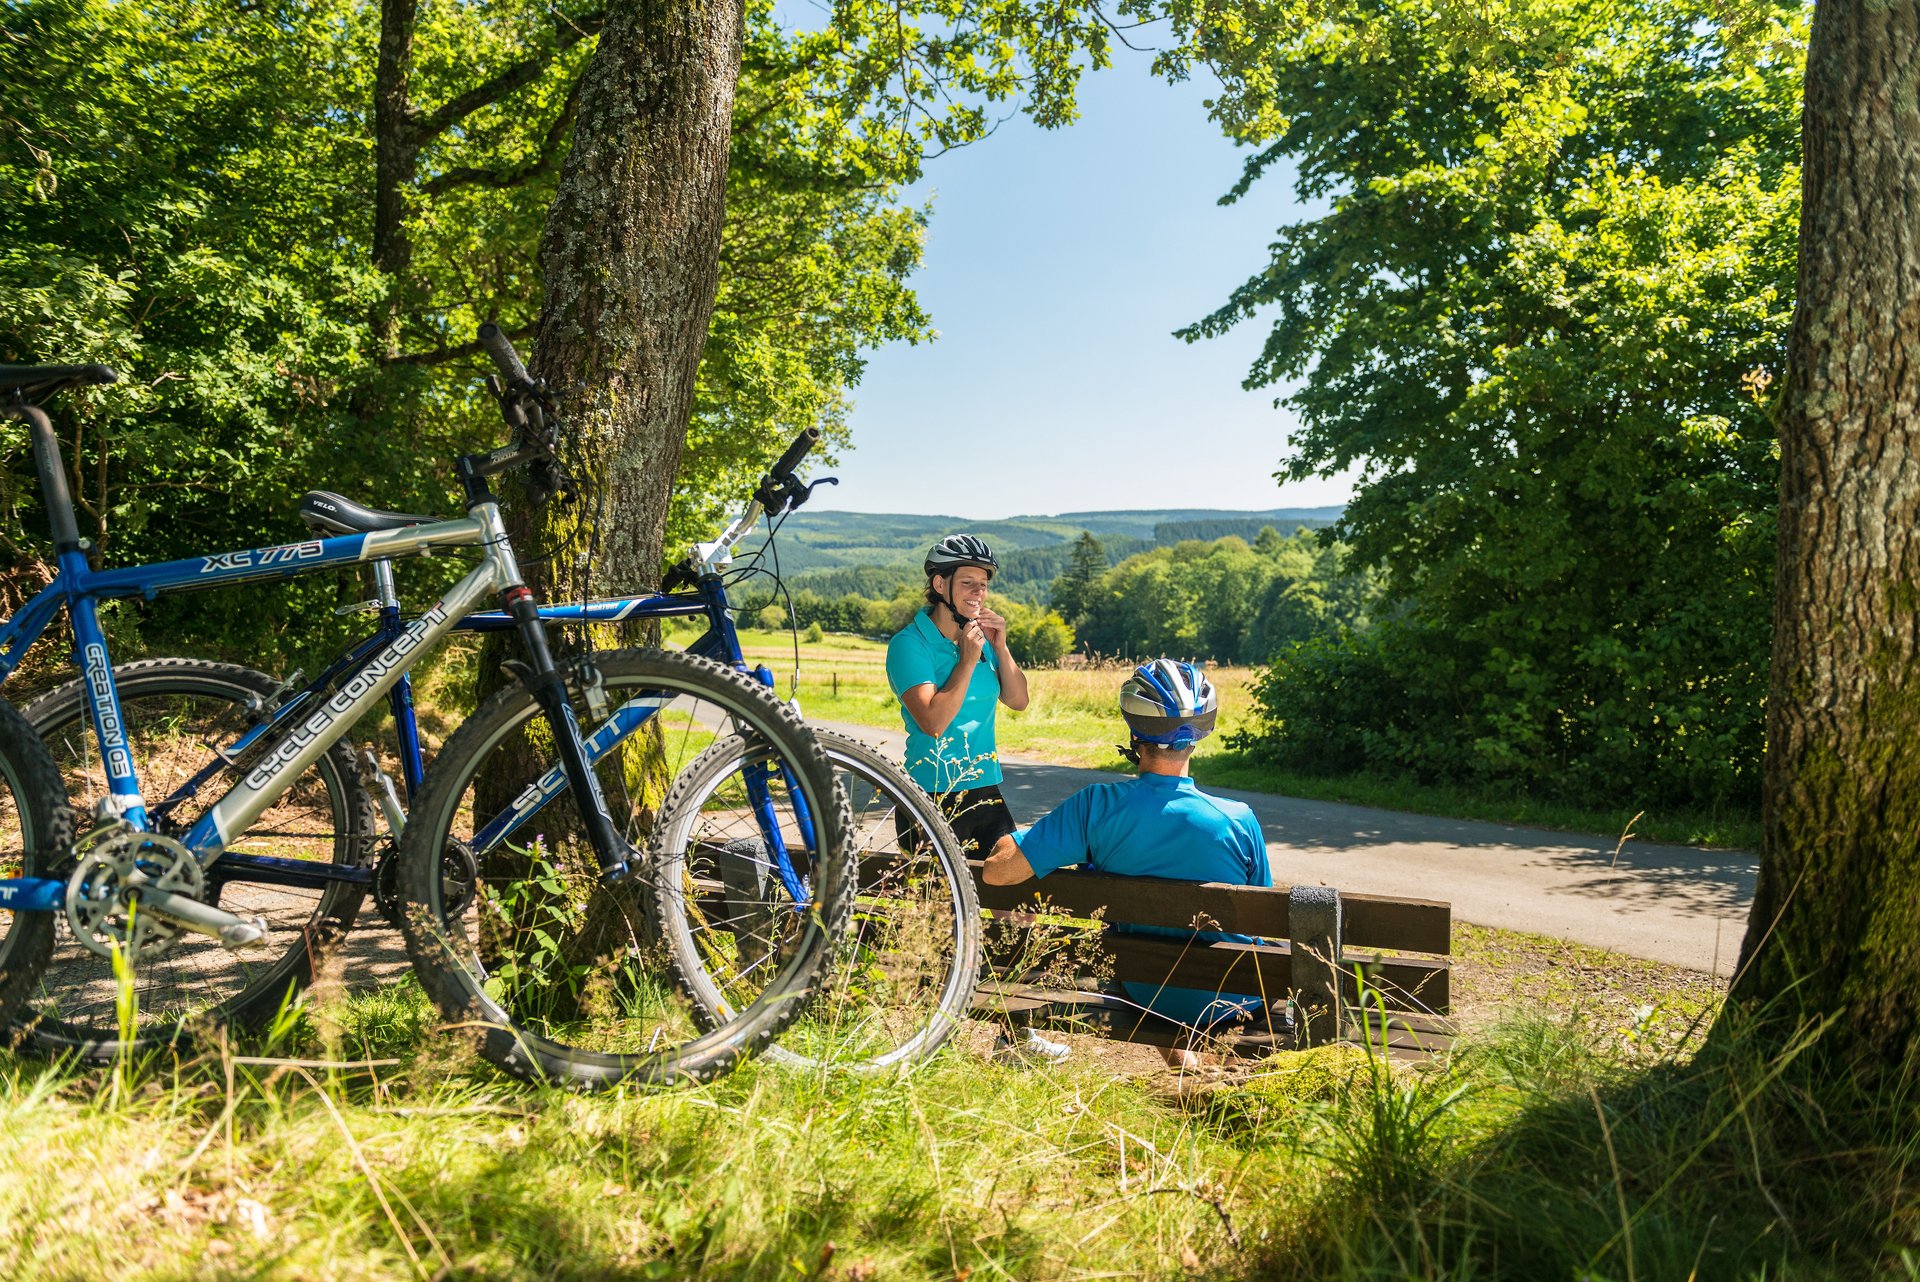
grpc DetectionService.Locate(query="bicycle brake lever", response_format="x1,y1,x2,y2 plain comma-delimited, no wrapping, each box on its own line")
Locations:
788,476,838,512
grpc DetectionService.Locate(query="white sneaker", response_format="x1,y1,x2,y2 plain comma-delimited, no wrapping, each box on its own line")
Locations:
993,1027,1071,1066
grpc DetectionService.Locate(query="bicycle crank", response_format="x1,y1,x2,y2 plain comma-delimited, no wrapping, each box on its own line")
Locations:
65,826,270,959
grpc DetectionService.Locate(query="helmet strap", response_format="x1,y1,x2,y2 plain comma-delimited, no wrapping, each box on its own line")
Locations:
1117,742,1142,767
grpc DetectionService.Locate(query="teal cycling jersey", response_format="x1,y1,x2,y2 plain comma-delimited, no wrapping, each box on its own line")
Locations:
1013,772,1271,1027
885,607,1004,793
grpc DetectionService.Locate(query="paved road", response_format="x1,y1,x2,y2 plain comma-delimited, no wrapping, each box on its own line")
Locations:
819,720,1756,976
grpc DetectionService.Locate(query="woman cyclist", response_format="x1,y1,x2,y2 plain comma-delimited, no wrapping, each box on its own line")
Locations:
884,534,1030,855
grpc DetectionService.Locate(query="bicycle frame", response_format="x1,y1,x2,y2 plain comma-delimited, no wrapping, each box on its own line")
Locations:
0,370,826,921
0,512,526,908
0,548,816,921
194,516,826,910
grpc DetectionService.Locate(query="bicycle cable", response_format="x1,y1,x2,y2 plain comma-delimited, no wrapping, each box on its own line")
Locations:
720,508,803,700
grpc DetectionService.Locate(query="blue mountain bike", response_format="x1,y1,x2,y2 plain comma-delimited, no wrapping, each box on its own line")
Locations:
0,330,854,1087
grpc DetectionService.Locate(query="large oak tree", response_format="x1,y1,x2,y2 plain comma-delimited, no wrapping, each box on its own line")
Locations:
1734,0,1920,1076
518,1,743,602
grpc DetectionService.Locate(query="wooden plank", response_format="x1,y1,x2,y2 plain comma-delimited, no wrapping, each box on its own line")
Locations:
1100,935,1451,1015
970,983,1457,1059
968,864,1452,958
1341,892,1451,954
977,933,1449,1016
1345,953,1451,1015
1346,1014,1457,1058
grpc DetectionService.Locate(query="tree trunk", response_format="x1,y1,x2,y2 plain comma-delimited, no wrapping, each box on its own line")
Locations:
371,0,421,362
1734,0,1920,1079
471,0,744,985
525,0,742,602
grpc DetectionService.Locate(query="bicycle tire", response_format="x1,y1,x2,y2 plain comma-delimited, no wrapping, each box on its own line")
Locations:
396,646,854,1088
656,729,981,1072
0,697,74,1031
19,658,375,1057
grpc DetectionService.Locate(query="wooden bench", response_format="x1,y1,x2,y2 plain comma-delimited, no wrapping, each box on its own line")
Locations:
966,862,1455,1059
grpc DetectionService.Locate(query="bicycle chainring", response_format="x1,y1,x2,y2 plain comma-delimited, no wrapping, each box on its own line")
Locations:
64,826,206,960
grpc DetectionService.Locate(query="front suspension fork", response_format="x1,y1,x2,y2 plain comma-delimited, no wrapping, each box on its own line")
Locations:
500,586,632,883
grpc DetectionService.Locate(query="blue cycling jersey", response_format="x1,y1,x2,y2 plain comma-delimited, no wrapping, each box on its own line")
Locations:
1014,772,1271,1028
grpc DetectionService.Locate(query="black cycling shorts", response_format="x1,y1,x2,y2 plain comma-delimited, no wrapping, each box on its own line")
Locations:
897,784,1017,858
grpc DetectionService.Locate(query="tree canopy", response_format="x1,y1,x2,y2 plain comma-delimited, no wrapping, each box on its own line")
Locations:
1184,0,1805,809
2,0,1123,663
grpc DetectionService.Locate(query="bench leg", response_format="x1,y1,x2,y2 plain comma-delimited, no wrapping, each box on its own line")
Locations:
1290,885,1342,1046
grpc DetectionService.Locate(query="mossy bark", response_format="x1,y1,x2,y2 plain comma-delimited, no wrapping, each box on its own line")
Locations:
522,0,740,602
474,0,740,708
1733,0,1920,1080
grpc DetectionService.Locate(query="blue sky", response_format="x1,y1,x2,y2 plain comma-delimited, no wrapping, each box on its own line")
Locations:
777,27,1360,519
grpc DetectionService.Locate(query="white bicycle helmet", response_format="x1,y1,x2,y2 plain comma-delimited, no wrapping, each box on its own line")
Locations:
1119,659,1218,748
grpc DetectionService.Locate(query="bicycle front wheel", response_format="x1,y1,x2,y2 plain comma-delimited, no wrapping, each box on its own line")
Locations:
656,729,981,1072
396,647,853,1089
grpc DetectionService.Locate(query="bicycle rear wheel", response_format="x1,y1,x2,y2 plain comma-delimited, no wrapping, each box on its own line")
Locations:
396,647,853,1088
655,729,980,1072
20,659,375,1057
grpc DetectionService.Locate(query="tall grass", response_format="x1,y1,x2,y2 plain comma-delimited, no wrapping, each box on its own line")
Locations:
1,973,1910,1280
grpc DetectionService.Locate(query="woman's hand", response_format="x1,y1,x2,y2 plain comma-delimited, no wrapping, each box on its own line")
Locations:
974,605,1009,649
958,618,989,661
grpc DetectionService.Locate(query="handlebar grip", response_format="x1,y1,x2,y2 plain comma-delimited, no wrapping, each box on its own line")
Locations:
769,427,820,483
477,322,532,385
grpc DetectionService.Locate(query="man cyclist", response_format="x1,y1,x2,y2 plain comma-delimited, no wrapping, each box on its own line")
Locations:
885,534,1030,855
983,659,1272,1069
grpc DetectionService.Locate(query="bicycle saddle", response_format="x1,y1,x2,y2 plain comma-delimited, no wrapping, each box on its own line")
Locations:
0,364,118,398
298,490,441,535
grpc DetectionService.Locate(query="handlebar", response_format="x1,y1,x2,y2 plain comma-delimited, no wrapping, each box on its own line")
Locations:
477,322,533,388
770,427,819,484
457,321,574,506
680,427,836,581
752,427,821,514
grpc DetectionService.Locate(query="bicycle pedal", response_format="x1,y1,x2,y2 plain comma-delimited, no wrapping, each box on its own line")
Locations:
218,915,271,949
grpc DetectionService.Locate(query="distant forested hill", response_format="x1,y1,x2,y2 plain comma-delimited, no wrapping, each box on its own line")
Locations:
767,506,1343,600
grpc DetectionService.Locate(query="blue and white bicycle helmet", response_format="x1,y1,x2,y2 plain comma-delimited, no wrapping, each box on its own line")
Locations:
1119,659,1218,748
